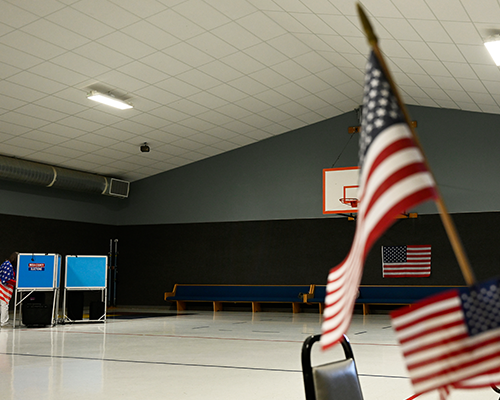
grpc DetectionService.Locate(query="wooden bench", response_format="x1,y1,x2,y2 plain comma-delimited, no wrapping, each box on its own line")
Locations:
164,284,311,313
303,285,466,315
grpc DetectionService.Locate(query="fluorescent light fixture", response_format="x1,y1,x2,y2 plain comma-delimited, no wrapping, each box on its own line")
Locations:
87,91,133,110
485,35,500,66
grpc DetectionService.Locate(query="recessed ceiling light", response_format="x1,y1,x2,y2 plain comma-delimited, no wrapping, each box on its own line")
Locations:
484,35,500,66
87,90,133,110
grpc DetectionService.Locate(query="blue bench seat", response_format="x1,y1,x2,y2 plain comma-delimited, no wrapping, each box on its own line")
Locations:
304,285,465,314
165,284,311,313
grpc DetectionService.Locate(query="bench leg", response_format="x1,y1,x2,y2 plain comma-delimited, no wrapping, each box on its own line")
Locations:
252,302,261,312
319,303,324,314
176,301,186,312
292,302,300,313
213,301,222,312
363,304,369,315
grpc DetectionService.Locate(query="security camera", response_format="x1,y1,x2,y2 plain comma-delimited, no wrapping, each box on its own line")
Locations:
140,142,150,153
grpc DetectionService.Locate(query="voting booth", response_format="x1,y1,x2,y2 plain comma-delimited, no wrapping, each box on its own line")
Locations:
63,255,107,323
13,253,62,327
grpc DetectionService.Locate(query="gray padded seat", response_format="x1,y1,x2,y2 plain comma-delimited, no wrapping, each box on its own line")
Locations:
302,334,364,400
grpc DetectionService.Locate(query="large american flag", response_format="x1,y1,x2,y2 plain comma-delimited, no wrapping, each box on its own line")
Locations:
320,51,438,350
382,245,431,278
391,278,500,397
0,260,15,303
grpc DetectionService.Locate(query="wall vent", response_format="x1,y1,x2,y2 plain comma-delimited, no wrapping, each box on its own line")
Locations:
108,178,130,198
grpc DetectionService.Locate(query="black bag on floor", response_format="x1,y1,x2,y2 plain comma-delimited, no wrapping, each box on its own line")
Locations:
22,303,52,327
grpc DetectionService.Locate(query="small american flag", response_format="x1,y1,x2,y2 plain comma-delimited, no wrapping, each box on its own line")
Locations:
391,278,500,398
320,50,437,350
382,245,431,278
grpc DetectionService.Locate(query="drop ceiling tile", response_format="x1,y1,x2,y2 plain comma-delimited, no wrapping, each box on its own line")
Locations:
4,135,51,151
2,30,65,59
148,106,191,123
169,98,210,116
72,0,140,29
409,19,452,43
57,115,105,133
128,113,170,130
271,59,310,81
468,91,495,104
296,110,324,124
427,42,466,63
461,0,500,24
362,0,403,18
267,34,313,58
253,90,290,107
294,33,335,52
211,22,262,50
110,0,167,18
425,0,469,22
443,61,477,79
237,11,287,41
294,51,334,74
198,61,244,82
229,76,268,95
41,122,87,139
163,42,215,68
195,146,225,157
122,20,180,50
46,7,115,40
212,0,257,19
1,111,50,129
471,64,500,81
399,41,437,61
433,76,463,91
196,110,233,126
457,78,488,93
441,21,483,45
148,9,205,41
291,13,337,35
74,42,133,69
391,57,427,74
174,0,231,30
118,61,168,85
15,104,68,122
417,60,452,77
22,19,90,50
0,2,38,28
264,11,309,34
188,32,239,60
319,14,364,36
175,69,222,91
276,100,312,116
132,86,181,106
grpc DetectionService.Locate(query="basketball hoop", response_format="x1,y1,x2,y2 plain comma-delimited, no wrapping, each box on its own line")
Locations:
339,198,359,208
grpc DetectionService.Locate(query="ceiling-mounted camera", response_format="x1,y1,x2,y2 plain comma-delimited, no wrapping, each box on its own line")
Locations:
140,142,150,153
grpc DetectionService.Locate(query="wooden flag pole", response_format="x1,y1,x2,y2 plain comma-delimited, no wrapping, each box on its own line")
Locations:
356,3,476,286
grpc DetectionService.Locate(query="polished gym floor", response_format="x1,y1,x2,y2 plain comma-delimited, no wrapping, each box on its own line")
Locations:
0,307,496,400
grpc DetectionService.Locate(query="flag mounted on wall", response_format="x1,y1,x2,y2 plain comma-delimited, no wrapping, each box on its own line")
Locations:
382,245,431,278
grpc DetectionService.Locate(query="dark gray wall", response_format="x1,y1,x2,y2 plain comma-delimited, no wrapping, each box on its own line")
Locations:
119,106,500,225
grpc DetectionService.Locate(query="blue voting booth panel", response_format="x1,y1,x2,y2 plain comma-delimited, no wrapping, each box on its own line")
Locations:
17,254,61,289
65,256,107,289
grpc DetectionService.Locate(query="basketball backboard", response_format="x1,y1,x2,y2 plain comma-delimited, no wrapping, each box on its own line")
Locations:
323,167,360,214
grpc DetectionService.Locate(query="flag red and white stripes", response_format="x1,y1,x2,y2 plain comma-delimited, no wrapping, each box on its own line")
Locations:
382,245,431,278
391,279,500,396
320,51,438,350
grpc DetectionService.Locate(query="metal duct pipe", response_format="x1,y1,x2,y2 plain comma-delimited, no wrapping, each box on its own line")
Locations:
0,155,128,197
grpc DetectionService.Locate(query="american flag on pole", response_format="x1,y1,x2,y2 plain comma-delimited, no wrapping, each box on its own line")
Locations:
0,260,15,303
382,245,431,278
391,277,500,398
320,51,438,350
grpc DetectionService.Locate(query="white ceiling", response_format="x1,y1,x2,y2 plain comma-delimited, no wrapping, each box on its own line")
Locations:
1,0,500,182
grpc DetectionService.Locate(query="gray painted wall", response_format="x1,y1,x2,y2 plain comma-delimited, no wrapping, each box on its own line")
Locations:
1,105,499,225
119,105,500,225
